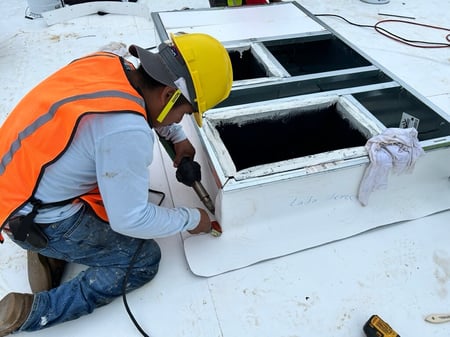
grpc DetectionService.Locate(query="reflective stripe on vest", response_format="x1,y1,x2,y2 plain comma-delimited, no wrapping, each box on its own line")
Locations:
0,52,146,227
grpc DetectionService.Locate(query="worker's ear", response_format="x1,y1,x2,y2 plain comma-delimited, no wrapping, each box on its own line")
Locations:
160,86,176,104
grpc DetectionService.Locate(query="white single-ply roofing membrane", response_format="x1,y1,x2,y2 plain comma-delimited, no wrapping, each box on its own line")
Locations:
1,1,450,337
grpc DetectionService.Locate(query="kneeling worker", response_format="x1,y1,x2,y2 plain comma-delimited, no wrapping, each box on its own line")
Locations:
0,32,232,335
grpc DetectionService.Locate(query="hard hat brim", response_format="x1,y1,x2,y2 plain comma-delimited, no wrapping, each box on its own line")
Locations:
193,112,202,127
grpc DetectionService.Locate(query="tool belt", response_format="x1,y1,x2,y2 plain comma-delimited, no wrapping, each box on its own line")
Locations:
6,216,49,249
3,197,76,249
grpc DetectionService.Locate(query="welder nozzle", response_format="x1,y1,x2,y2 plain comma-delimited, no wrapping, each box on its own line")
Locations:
192,181,215,214
192,181,221,237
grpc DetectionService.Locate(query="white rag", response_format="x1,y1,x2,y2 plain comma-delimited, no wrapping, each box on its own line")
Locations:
357,127,424,206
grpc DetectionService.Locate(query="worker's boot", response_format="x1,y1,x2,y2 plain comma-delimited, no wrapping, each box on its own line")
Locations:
0,292,33,336
27,251,67,293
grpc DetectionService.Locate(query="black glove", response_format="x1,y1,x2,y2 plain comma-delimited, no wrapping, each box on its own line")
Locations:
176,157,201,187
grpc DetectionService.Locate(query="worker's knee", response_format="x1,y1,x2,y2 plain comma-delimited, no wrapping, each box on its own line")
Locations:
139,239,161,268
126,239,161,287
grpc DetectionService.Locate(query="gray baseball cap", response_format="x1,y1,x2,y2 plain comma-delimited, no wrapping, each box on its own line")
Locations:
129,42,197,110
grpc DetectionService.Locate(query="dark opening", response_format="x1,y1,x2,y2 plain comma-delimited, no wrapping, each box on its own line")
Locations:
353,87,450,141
264,36,371,76
216,104,368,171
217,70,392,108
228,49,267,81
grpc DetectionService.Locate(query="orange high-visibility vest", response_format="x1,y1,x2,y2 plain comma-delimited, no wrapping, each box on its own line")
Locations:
0,52,147,234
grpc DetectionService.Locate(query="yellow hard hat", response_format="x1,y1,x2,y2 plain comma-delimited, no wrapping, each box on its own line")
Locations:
129,33,233,127
171,33,233,126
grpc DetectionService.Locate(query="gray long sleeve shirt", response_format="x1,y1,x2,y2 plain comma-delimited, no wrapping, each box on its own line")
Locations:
18,113,200,238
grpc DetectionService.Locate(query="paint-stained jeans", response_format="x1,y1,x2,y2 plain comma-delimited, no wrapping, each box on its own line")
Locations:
10,204,161,332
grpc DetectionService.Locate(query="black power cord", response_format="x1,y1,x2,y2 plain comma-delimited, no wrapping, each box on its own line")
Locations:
122,241,149,337
315,13,450,48
122,189,166,337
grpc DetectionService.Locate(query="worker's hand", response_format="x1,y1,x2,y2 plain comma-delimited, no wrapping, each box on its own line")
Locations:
188,208,212,234
173,139,195,167
176,157,201,187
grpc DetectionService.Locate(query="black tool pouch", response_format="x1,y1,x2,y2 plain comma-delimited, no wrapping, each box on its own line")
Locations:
9,200,48,249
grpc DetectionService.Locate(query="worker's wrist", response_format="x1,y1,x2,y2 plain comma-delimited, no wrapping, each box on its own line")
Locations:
182,207,201,231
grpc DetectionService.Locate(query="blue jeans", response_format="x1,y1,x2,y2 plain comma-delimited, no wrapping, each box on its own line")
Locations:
10,204,161,332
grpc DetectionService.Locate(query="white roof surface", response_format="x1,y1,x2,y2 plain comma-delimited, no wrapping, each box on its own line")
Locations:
1,1,450,336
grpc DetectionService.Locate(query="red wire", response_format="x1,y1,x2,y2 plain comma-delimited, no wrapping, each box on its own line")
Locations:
374,19,450,48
